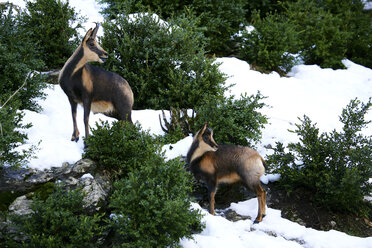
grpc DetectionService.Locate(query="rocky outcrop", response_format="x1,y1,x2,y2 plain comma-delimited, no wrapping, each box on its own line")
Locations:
44,69,60,84
0,159,111,215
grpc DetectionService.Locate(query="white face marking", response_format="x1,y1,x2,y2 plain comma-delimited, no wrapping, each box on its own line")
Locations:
190,134,217,163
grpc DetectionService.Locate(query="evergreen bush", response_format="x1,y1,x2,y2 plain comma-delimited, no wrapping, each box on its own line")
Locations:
320,0,372,69
194,92,268,147
84,120,204,246
0,4,46,167
109,157,204,247
267,98,372,214
239,10,301,74
285,0,351,69
83,121,159,178
100,0,247,56
20,0,85,69
9,184,104,248
101,9,226,110
240,0,371,71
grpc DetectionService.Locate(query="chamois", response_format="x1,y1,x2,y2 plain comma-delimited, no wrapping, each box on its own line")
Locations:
186,123,267,223
59,23,133,142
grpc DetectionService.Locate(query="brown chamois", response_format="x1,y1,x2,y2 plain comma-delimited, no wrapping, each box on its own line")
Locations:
186,123,267,223
59,23,133,142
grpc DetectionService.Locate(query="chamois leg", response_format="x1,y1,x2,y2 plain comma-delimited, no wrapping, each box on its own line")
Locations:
262,187,267,217
116,104,133,123
207,183,217,215
69,99,79,142
254,184,266,224
82,99,92,140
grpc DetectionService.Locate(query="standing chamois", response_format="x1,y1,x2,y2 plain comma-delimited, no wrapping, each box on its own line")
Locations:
59,23,133,142
186,123,267,223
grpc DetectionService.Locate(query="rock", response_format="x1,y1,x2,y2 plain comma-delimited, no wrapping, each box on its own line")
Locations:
330,220,337,228
0,167,38,192
43,69,61,84
1,159,111,214
8,196,33,216
222,209,250,222
0,158,112,244
80,172,111,212
72,159,97,174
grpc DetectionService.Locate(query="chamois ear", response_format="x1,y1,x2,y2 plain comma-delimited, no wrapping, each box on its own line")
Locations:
83,28,93,43
91,22,99,40
200,122,208,135
194,122,208,139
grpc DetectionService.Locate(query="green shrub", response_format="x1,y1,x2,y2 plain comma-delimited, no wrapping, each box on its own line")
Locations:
194,92,268,147
321,0,372,69
0,108,36,167
241,0,371,71
285,0,352,69
101,9,226,109
83,121,161,178
100,0,247,56
0,4,46,111
244,0,286,21
109,157,204,247
84,119,204,246
20,0,85,69
0,4,47,167
239,10,301,74
268,98,372,214
9,184,104,248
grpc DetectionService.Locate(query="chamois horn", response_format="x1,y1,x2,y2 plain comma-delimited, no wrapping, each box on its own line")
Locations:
91,22,100,39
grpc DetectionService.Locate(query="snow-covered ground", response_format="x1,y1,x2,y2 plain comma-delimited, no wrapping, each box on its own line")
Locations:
8,0,372,247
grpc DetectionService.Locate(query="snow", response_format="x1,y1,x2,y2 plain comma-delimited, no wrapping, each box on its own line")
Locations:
7,0,372,247
81,173,94,179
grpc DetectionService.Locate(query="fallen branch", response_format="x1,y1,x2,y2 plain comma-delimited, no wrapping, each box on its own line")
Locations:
0,71,32,110
0,71,32,136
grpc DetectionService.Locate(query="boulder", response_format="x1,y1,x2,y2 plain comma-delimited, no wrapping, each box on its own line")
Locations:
0,159,111,215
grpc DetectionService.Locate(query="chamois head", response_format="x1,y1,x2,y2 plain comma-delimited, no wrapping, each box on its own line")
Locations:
81,23,108,63
195,123,218,150
187,123,218,164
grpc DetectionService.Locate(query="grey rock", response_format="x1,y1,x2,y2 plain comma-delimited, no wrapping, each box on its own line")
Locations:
8,195,33,216
80,172,111,212
2,158,110,214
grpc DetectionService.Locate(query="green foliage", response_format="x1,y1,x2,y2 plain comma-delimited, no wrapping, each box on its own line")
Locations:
194,92,268,146
84,120,204,246
101,8,226,109
109,158,204,247
319,0,372,69
239,10,301,74
285,0,352,69
0,4,46,111
268,99,372,214
100,0,247,56
0,191,22,212
0,4,47,167
244,0,287,21
20,0,85,69
83,121,159,178
0,107,36,167
159,125,187,145
240,0,371,71
10,184,104,248
189,0,247,56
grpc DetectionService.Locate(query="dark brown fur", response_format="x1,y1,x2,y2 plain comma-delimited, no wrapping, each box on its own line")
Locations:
186,123,267,223
59,23,133,142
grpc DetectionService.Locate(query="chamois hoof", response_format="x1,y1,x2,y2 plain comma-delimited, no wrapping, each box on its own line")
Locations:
71,136,79,142
253,220,261,224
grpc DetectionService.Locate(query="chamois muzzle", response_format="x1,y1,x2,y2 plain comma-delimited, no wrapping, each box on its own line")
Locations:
99,52,108,63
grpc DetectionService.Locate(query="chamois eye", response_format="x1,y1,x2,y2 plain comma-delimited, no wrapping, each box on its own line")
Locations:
89,42,94,47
